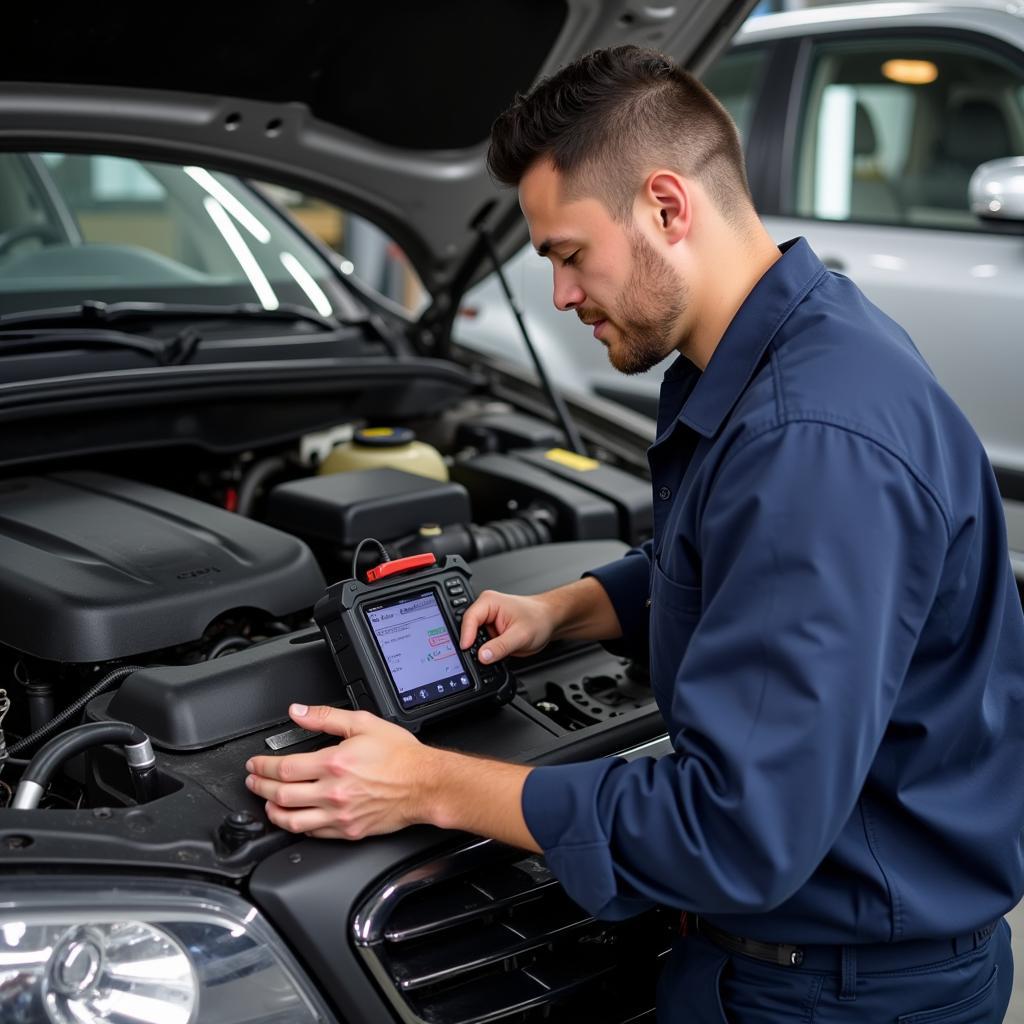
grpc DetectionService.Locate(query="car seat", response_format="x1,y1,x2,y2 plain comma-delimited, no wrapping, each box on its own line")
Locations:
911,97,1013,210
849,101,903,222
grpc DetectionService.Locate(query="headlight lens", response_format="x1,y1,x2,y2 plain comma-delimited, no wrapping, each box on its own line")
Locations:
41,921,195,1024
0,878,334,1024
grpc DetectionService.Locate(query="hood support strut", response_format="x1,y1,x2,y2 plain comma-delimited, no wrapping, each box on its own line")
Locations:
474,221,586,456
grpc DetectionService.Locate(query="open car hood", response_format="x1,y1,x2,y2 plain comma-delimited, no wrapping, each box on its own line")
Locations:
0,0,752,304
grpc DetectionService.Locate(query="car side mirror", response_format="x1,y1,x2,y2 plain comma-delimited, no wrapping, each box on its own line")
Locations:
969,157,1024,233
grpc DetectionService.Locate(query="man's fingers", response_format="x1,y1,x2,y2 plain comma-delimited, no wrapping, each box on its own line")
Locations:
305,826,348,840
263,802,333,834
247,747,333,782
289,703,370,738
460,593,497,649
246,775,321,807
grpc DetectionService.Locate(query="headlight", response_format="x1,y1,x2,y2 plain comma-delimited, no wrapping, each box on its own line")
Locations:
0,878,335,1023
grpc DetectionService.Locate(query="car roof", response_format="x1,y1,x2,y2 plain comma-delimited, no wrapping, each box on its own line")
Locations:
737,0,1024,42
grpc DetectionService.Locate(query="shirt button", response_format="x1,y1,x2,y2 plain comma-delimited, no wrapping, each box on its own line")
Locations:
644,597,652,609
658,486,672,501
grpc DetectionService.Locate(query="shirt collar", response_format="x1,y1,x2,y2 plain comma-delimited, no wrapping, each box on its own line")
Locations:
662,237,826,440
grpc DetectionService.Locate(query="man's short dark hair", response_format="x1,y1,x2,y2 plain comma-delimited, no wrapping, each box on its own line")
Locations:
488,45,752,224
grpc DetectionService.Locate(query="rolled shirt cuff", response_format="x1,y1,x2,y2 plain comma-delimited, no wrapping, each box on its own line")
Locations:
522,760,654,920
584,551,651,661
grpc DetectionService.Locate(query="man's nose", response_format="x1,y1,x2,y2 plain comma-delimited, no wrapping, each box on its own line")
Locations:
553,272,585,312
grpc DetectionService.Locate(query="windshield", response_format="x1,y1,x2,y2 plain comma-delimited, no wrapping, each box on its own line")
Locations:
0,153,351,319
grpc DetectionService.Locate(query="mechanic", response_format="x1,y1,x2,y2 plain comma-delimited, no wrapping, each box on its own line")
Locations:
246,46,1024,1021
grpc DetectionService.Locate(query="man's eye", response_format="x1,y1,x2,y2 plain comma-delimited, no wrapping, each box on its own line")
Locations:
562,251,580,268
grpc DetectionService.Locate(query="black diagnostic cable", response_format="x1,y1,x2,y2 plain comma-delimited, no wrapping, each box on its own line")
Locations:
351,537,391,581
7,665,144,757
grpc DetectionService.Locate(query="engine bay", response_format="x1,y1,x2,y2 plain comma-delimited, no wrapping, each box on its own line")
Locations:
0,403,660,849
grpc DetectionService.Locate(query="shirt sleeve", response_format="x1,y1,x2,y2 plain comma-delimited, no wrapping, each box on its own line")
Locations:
522,422,949,918
584,539,653,661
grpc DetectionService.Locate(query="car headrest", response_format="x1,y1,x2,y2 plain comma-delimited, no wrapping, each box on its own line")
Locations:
854,102,878,157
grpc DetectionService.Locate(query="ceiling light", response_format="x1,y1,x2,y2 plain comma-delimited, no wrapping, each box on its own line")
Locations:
882,59,938,85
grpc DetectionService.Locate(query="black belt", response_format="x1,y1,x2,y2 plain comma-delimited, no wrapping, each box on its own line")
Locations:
691,915,999,973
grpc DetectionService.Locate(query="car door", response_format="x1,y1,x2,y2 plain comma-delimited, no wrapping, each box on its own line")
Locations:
762,29,1024,503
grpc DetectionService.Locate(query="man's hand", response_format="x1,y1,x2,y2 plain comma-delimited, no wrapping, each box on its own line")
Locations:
458,590,558,664
246,703,430,840
245,703,540,850
460,577,624,663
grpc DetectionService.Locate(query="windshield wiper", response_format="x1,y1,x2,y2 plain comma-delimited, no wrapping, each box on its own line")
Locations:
0,299,340,333
0,327,201,366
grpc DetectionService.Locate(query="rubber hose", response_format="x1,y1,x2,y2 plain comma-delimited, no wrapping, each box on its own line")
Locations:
206,635,254,659
19,721,146,792
235,455,289,517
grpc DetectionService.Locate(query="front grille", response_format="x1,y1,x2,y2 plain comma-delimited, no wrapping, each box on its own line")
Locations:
353,839,676,1024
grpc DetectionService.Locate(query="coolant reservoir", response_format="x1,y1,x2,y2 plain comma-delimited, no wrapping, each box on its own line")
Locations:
318,427,448,481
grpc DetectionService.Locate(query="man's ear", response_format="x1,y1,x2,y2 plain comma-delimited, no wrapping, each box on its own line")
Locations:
644,171,691,244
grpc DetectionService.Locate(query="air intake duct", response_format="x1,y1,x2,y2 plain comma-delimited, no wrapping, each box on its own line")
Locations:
393,507,554,563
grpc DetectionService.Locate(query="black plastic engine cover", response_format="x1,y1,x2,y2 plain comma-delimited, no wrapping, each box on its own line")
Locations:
512,448,653,545
0,471,325,662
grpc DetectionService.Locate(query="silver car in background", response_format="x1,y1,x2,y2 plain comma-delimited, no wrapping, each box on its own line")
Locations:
455,0,1024,580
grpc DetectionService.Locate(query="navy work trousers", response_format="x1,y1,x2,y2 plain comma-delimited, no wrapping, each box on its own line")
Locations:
657,920,1013,1022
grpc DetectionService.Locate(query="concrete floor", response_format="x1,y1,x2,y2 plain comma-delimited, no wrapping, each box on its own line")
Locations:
1005,899,1023,1023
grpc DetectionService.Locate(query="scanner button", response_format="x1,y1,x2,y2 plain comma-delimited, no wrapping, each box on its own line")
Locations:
450,595,469,608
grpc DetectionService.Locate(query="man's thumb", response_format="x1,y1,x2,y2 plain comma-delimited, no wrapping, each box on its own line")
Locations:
478,628,521,664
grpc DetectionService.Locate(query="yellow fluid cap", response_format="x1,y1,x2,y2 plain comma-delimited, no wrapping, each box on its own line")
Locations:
544,447,600,472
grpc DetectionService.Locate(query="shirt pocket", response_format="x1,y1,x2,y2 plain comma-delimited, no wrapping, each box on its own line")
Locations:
651,557,703,619
649,558,703,707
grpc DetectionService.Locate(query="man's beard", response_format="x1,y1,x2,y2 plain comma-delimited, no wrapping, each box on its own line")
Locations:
586,230,687,376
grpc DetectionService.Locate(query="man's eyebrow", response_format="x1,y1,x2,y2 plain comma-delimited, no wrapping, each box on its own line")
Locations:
535,236,575,258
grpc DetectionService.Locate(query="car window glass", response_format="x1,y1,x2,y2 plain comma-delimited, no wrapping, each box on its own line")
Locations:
0,153,350,319
794,37,1024,230
38,153,177,258
702,47,769,149
256,186,428,317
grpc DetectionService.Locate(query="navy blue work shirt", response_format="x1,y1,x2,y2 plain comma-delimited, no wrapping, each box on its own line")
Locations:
521,238,1024,944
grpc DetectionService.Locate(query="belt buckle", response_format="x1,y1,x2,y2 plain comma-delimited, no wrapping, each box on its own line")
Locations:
780,944,804,967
